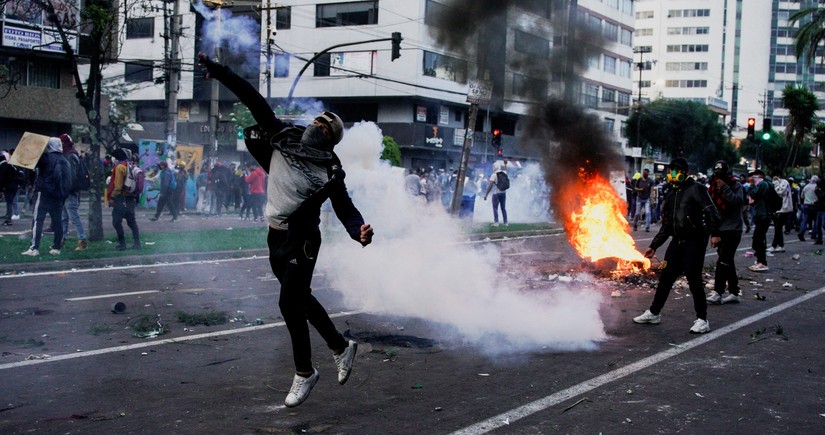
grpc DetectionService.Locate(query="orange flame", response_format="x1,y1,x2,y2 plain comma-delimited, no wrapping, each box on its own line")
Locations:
560,171,650,273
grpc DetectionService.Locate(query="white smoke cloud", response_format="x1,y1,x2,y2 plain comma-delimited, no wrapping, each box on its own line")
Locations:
192,0,259,71
318,122,607,354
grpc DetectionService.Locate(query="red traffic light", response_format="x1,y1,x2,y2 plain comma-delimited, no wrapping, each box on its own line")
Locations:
747,118,755,126
497,148,503,156
492,129,501,136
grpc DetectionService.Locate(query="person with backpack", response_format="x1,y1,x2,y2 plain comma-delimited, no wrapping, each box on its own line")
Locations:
747,169,774,272
150,159,179,222
107,148,141,251
0,151,19,226
705,160,745,305
22,137,71,256
59,134,89,251
483,160,509,227
770,171,793,253
199,52,373,408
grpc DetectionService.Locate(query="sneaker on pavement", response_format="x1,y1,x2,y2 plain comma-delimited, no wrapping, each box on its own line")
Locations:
2,221,11,226
748,263,769,272
11,214,20,220
49,248,61,255
75,240,88,251
689,318,710,334
721,293,741,304
767,246,776,253
333,340,358,385
633,309,661,324
706,291,722,304
284,368,319,408
21,248,39,256
773,246,785,253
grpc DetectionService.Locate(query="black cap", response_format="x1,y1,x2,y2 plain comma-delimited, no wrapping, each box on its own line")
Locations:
713,160,729,175
668,157,689,171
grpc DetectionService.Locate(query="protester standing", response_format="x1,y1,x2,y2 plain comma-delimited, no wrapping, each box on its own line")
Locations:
705,160,744,305
22,138,71,256
107,148,141,250
770,171,792,253
483,161,509,227
747,169,772,272
60,134,88,250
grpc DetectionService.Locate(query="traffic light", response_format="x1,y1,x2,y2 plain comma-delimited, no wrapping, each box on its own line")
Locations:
746,118,755,141
762,118,772,140
497,148,503,157
391,32,402,61
492,129,502,155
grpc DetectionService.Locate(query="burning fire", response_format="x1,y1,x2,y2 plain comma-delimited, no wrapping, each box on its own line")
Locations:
560,169,650,274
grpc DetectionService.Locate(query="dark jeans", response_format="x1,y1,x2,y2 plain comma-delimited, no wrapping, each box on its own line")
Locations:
240,193,252,218
799,204,816,238
752,216,771,265
741,205,751,231
214,190,228,215
772,212,789,248
492,192,508,224
154,192,178,219
268,226,346,373
714,230,742,295
30,191,64,251
252,193,265,219
3,188,15,221
112,196,140,247
650,237,708,320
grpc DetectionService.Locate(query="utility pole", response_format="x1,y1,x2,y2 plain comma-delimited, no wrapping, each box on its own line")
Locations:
165,0,181,149
208,1,223,154
450,74,490,216
634,46,653,172
756,89,768,170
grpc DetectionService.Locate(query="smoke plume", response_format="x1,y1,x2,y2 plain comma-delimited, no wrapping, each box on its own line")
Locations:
192,0,260,72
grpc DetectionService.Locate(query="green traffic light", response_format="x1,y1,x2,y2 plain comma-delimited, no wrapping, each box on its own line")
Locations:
762,132,771,140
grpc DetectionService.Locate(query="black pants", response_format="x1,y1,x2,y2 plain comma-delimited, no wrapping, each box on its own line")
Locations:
714,230,741,295
650,237,708,320
154,192,178,219
752,216,771,265
112,196,140,247
268,226,346,373
772,212,789,248
30,191,64,251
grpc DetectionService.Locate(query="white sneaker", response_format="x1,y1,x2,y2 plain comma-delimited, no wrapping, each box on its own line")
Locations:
21,248,39,256
333,340,358,385
633,309,661,324
492,223,499,227
49,248,61,255
767,246,775,253
721,293,741,304
689,318,710,334
706,291,721,304
284,368,319,408
773,246,785,253
11,214,20,220
748,263,769,272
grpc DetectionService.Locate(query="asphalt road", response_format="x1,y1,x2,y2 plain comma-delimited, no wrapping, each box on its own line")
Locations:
1,226,823,434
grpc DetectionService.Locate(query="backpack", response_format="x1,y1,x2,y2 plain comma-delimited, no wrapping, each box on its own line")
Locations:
124,163,145,196
68,153,91,192
765,181,782,214
44,154,73,199
495,171,510,191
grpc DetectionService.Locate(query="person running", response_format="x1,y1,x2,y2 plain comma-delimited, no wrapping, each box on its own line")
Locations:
199,52,374,408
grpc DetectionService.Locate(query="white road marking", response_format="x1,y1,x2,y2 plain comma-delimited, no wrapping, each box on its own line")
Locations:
0,256,262,279
0,310,364,371
65,290,160,301
451,285,825,434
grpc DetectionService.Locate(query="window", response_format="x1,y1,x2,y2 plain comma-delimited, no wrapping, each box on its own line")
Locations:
425,0,448,27
126,17,154,39
514,30,549,58
618,92,631,115
422,51,467,83
668,9,710,18
635,28,653,37
636,10,654,19
619,60,632,78
603,117,615,135
273,53,289,77
11,59,60,88
125,61,153,83
582,83,599,109
602,88,615,103
513,73,548,98
313,53,331,76
665,80,708,88
276,7,291,30
640,80,651,88
317,1,378,27
621,28,633,46
666,44,709,53
603,22,618,41
665,62,708,71
603,55,616,74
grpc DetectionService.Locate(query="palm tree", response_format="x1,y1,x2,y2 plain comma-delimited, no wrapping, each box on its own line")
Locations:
790,4,825,64
781,84,819,171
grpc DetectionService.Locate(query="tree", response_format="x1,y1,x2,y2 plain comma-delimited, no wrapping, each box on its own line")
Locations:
626,99,735,171
790,5,825,65
738,131,812,176
781,83,819,171
812,123,825,176
380,135,401,167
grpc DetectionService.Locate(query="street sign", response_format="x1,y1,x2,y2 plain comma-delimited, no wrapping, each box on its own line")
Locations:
236,127,247,152
467,80,492,104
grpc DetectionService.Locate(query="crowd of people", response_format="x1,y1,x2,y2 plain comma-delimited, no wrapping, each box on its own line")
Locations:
632,157,825,335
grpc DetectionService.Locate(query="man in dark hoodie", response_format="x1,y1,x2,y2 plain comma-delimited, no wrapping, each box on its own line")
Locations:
633,157,721,333
199,52,373,408
705,160,744,305
22,137,71,256
59,134,88,250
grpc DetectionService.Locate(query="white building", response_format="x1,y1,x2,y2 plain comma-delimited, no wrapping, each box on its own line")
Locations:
104,0,635,170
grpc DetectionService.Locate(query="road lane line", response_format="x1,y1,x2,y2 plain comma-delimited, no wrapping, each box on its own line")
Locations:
65,290,160,301
451,285,825,435
0,310,364,371
0,256,263,279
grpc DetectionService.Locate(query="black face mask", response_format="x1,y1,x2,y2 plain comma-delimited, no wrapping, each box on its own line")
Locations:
301,124,329,150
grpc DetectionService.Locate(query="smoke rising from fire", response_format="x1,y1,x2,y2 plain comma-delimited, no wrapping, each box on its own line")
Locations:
192,0,259,72
319,123,606,354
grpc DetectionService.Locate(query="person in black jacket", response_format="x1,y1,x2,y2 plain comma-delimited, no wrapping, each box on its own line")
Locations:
705,160,744,305
633,157,721,333
199,52,373,408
